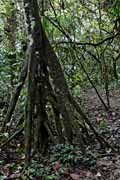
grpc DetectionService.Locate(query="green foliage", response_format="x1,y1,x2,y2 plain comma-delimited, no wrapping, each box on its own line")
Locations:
0,1,120,177
23,144,97,179
0,161,5,180
51,144,97,167
0,0,120,100
50,144,81,165
24,160,57,180
109,1,120,18
24,144,81,179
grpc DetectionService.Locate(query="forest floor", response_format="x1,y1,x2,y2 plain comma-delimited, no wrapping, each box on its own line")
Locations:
78,87,120,180
1,88,120,179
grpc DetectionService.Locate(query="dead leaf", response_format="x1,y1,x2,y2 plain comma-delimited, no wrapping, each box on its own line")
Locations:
70,173,80,180
96,117,103,124
53,162,61,173
96,172,102,177
2,164,10,177
9,172,21,179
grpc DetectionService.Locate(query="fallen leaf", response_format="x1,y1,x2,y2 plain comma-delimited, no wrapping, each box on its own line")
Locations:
9,172,21,179
53,162,61,173
2,164,10,177
96,172,102,177
70,173,80,180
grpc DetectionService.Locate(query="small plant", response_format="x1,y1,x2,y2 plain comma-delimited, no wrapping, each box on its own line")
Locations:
50,144,82,166
50,144,97,167
82,146,97,166
23,160,58,180
23,144,97,179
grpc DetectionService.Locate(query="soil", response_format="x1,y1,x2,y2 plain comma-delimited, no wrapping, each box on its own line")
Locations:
78,88,120,180
1,88,120,179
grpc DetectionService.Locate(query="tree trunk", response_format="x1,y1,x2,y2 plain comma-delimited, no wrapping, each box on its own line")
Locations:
23,0,73,165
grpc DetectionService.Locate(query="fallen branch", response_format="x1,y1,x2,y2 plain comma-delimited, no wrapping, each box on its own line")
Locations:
0,127,24,148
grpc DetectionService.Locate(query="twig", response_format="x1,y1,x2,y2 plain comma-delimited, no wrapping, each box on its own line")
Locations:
0,127,23,148
55,33,119,47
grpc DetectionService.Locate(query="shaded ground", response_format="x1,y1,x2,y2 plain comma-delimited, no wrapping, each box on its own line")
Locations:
78,88,120,180
82,88,120,139
82,88,120,111
1,88,120,179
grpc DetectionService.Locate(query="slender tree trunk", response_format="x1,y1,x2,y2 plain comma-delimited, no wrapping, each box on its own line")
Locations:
2,60,28,132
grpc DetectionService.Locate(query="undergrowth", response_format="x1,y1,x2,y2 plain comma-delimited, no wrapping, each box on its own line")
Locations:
23,144,97,180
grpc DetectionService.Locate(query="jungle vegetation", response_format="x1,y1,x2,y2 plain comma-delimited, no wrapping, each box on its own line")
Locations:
0,0,120,179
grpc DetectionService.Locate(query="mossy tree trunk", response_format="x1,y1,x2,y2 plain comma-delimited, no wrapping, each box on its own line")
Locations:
23,0,73,165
